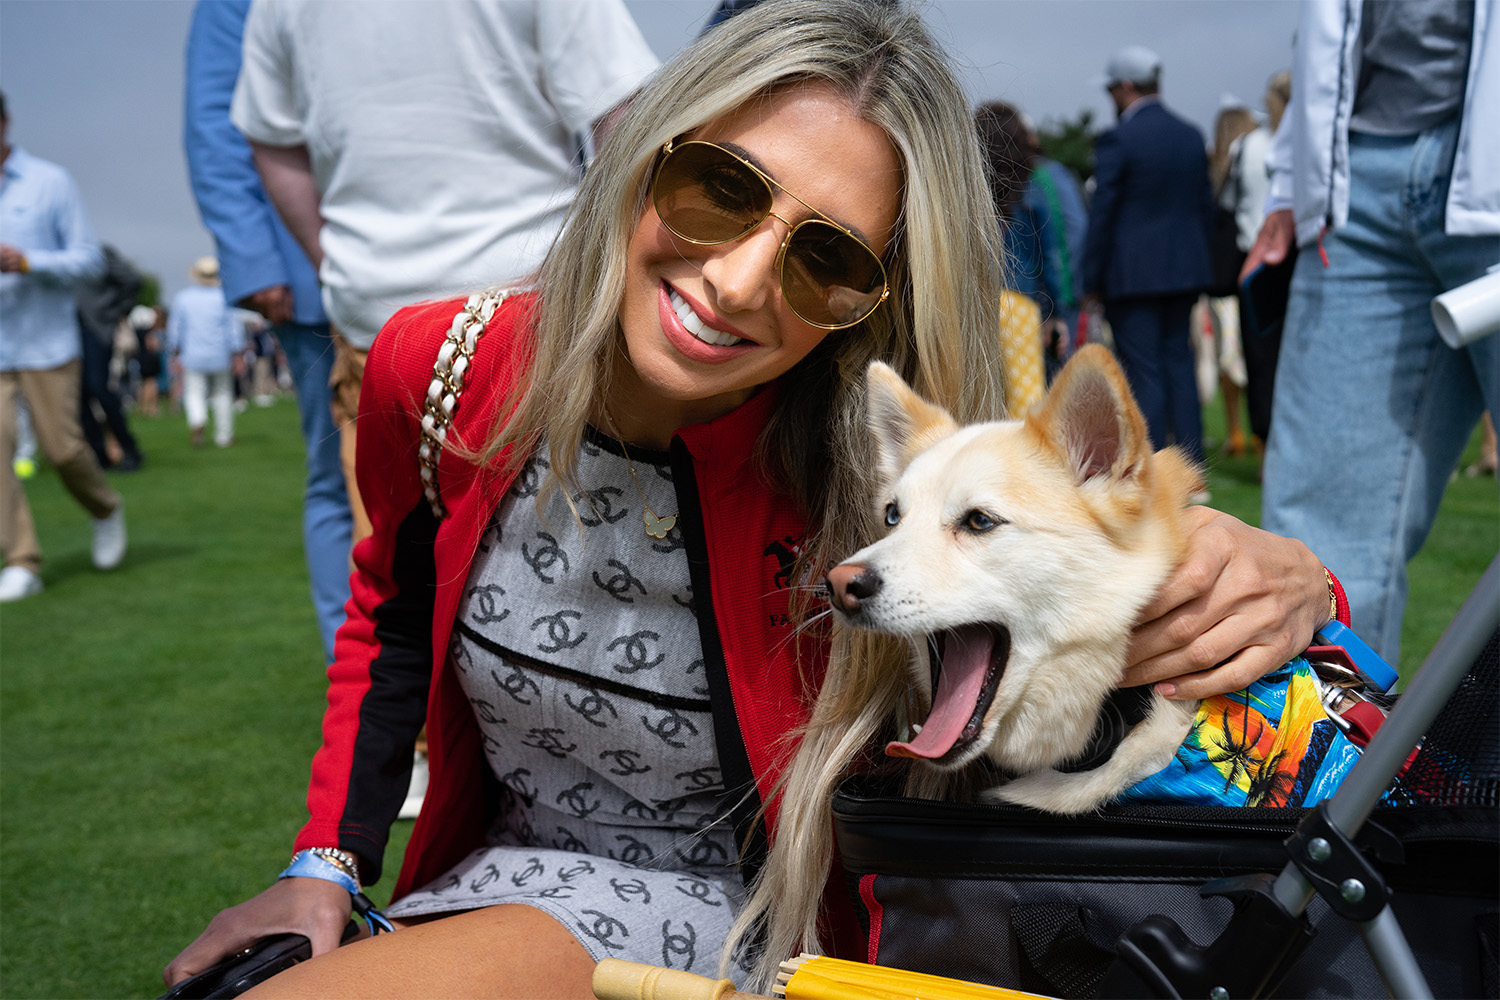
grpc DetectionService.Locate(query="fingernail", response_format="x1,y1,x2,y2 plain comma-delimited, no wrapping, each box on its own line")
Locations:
1155,682,1177,697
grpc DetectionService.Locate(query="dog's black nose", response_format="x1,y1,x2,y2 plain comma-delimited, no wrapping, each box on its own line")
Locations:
826,563,881,614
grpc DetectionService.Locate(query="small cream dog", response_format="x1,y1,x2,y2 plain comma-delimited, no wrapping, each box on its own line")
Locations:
826,345,1204,814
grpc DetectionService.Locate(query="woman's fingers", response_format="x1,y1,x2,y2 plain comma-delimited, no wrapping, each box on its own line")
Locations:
1129,506,1227,634
1124,508,1329,699
162,876,354,985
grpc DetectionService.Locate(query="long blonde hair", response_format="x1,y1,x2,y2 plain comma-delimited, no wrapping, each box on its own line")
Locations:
1209,105,1258,195
477,0,1008,988
1265,70,1292,132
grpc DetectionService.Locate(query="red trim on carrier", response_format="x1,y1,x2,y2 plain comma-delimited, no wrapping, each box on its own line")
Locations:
858,873,884,964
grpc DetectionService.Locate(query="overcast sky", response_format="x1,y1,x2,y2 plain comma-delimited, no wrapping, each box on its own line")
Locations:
0,0,1299,300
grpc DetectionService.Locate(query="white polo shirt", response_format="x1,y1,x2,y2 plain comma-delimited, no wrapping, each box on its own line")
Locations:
231,0,658,349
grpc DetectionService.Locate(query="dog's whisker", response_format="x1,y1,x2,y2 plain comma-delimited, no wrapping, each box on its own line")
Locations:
765,607,837,659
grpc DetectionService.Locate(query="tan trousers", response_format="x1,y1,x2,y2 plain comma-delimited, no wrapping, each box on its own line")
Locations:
1,361,121,572
328,330,372,546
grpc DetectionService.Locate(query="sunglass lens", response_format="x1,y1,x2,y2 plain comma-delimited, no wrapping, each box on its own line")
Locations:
653,143,771,244
782,221,886,327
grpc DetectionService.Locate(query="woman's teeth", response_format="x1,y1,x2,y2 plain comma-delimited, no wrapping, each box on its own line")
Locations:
670,289,741,347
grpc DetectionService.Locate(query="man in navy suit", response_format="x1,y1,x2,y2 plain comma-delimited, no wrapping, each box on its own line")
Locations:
1082,46,1214,467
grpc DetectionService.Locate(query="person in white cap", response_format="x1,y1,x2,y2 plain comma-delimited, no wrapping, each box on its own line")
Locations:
0,89,126,603
1081,44,1216,475
167,256,245,449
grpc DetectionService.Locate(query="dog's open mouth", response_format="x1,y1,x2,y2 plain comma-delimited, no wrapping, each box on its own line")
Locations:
886,624,1010,763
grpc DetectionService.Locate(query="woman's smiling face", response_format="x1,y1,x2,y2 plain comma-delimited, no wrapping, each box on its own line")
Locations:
612,82,902,441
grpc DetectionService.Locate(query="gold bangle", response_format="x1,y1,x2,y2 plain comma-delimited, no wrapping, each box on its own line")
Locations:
1324,567,1338,623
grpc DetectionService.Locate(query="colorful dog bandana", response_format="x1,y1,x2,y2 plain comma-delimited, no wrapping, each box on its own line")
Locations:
1118,658,1365,808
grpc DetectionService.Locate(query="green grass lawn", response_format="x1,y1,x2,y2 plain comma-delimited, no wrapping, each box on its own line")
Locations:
0,394,1494,998
1,400,413,999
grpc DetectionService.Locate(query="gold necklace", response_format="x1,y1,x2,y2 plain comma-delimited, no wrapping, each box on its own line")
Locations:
601,406,679,539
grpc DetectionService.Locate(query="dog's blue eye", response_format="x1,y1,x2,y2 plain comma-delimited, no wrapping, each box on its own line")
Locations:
963,509,1003,532
884,502,900,527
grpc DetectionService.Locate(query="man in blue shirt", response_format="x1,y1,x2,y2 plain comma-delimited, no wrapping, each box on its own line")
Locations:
183,1,351,664
0,91,126,602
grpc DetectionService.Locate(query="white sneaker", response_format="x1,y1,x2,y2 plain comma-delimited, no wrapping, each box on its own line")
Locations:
0,566,43,602
398,751,429,820
92,501,127,570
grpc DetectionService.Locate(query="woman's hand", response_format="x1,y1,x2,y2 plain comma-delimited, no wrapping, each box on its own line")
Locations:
1239,208,1295,284
1122,506,1331,700
162,876,354,987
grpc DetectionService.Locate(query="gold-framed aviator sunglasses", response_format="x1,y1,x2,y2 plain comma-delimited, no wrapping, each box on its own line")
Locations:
650,138,891,330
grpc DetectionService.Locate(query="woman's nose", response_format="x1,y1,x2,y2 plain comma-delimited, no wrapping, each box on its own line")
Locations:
700,218,785,317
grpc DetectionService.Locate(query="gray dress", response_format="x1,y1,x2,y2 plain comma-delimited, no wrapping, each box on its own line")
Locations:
384,433,747,977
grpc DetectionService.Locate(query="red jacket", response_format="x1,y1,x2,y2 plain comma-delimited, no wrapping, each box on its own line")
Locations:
294,292,831,915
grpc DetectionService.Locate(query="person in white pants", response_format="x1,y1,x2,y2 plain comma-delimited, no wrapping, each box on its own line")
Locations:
167,257,244,448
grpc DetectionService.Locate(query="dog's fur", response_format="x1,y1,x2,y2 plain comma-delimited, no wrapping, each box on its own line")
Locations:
826,345,1206,814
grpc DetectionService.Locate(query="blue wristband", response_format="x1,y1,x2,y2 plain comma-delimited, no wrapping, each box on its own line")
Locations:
277,849,394,936
279,850,360,895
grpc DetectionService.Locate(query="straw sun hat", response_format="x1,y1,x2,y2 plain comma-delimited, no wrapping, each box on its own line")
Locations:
190,256,220,285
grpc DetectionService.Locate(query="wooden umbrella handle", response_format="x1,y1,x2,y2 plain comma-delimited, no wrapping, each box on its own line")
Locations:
591,959,768,1000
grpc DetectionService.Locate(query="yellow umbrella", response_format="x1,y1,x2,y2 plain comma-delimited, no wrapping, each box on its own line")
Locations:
776,955,1046,1000
592,956,1051,1000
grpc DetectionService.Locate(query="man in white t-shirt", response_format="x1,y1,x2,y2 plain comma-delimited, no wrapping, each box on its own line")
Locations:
231,0,658,541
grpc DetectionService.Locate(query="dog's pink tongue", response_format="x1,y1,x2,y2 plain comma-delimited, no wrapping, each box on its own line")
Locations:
886,626,993,760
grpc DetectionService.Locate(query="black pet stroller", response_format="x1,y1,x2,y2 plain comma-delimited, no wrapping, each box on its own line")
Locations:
832,557,1500,999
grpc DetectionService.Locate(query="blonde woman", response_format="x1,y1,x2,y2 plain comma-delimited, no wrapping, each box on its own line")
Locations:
164,3,999,994
165,3,1340,995
1204,103,1259,454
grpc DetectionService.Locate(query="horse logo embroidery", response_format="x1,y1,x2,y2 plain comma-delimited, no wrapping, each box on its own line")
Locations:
763,536,802,589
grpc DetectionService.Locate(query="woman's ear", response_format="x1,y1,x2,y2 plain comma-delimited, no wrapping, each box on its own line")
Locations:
865,361,958,484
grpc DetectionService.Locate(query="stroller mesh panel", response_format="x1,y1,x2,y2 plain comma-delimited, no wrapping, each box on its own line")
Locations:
1388,628,1499,808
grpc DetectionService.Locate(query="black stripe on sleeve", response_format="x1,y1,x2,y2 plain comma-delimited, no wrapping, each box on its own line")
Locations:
341,502,440,882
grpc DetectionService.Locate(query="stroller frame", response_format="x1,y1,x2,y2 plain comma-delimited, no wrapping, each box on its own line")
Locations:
1105,556,1500,1000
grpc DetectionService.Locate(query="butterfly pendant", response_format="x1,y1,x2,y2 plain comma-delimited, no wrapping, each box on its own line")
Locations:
644,509,677,539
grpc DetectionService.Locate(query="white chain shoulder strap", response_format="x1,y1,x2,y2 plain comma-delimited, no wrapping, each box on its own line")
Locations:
418,290,508,519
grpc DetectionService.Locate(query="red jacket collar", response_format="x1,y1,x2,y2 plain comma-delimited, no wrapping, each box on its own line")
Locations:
672,380,781,461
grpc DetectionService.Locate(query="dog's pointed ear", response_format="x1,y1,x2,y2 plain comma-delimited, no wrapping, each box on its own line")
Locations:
865,361,958,482
1031,344,1151,485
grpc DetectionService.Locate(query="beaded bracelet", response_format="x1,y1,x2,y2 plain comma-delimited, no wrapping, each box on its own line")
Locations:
309,846,361,884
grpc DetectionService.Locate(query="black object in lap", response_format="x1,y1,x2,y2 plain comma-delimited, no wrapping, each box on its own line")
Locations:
160,922,362,1000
